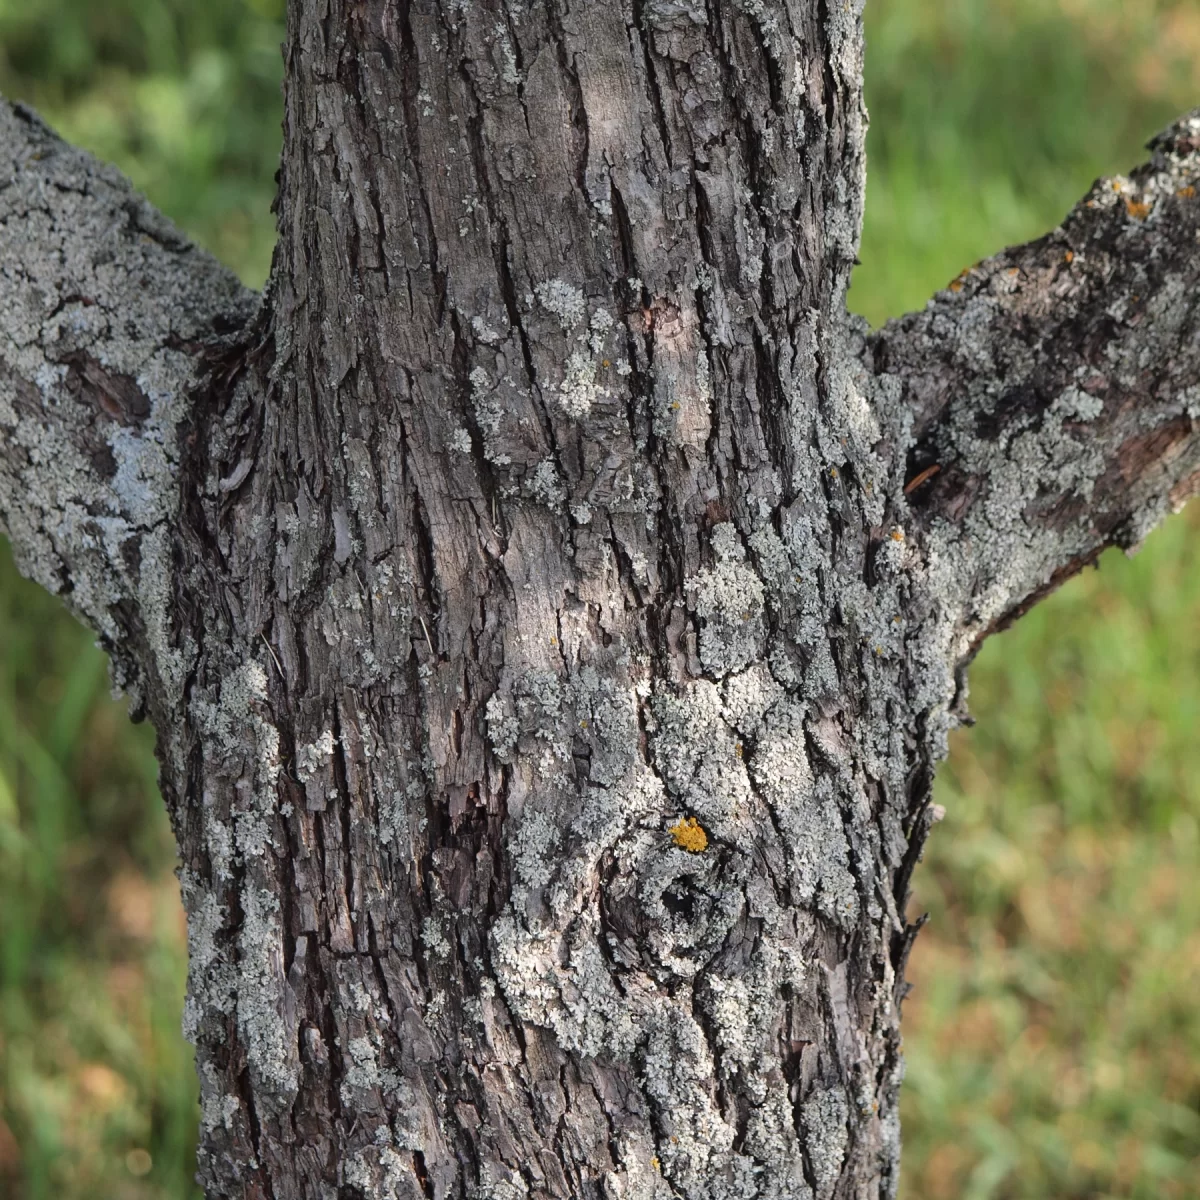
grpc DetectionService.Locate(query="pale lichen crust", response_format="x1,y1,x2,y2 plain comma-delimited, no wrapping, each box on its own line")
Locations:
0,100,256,728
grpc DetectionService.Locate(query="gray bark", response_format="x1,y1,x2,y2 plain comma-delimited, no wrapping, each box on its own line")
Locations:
0,3,1197,1197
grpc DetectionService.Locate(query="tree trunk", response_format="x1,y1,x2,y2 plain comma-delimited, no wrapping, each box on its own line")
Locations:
1,2,1199,1197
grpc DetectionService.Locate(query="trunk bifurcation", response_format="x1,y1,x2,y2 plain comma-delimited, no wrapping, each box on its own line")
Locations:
0,6,1198,1197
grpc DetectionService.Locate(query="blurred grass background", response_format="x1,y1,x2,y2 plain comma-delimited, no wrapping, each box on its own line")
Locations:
0,3,284,1197
0,0,1196,1196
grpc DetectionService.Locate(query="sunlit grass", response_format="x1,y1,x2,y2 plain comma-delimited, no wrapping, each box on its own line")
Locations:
854,2,1200,1195
0,0,284,288
905,505,1200,1199
852,0,1199,327
0,0,1197,1197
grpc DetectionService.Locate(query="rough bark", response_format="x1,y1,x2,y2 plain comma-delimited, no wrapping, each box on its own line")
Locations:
0,102,256,712
0,2,1196,1198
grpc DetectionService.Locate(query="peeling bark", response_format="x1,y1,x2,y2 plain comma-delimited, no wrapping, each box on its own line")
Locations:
0,3,1197,1198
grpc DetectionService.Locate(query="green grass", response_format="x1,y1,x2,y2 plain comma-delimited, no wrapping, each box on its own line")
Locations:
0,0,1198,1196
0,540,201,1198
853,3,1200,1196
852,0,1199,326
0,0,285,288
904,505,1200,1199
0,6,285,1194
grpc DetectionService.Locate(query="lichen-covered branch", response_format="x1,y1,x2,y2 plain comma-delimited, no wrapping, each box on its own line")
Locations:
873,109,1200,672
0,99,257,712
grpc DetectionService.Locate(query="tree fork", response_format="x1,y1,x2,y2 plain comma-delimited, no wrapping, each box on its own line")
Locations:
0,2,1197,1197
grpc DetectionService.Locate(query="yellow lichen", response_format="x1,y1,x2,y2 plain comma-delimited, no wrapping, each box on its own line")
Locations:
669,816,708,853
1125,197,1152,220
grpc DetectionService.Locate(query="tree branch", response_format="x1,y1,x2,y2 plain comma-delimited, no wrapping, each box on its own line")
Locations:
873,108,1200,666
0,100,257,712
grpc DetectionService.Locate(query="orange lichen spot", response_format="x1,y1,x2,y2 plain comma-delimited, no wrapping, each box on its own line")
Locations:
735,742,744,758
601,359,611,368
550,636,558,645
670,400,681,410
829,467,839,478
1111,180,1123,192
1007,267,1020,276
948,279,963,293
1178,185,1196,199
1125,197,1151,220
669,816,708,854
889,528,904,541
1063,250,1075,264
651,1158,661,1172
